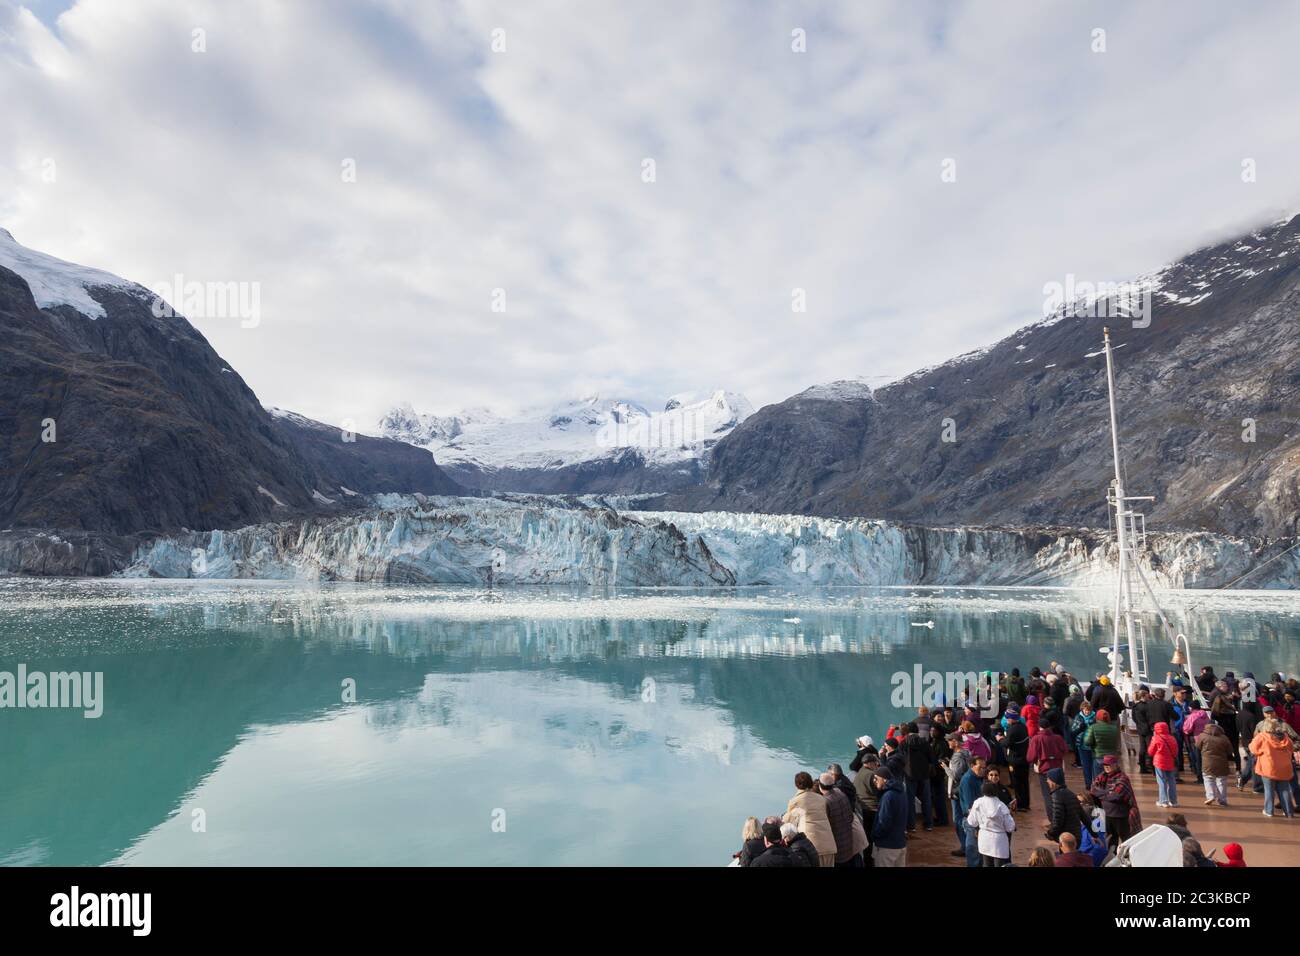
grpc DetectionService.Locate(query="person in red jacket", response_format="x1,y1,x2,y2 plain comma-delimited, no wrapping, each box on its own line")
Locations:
1282,693,1300,736
1217,843,1247,868
1022,695,1042,738
1027,724,1068,826
1148,721,1180,807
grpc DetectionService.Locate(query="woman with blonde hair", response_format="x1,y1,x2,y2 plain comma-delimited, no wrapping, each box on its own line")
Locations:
1026,847,1056,867
733,816,765,867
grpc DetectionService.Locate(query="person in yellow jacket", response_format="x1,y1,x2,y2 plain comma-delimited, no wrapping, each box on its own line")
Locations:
1248,729,1297,818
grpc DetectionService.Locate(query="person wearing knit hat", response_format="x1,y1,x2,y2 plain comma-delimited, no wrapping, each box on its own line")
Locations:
1043,767,1082,842
1090,755,1136,849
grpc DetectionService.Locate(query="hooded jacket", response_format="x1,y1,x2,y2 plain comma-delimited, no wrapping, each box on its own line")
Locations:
1198,723,1233,778
1217,843,1246,868
1021,701,1042,738
1248,732,1296,781
1070,710,1096,752
1147,722,1178,772
1181,708,1210,741
783,789,837,859
871,778,909,850
966,795,1016,859
1257,715,1300,746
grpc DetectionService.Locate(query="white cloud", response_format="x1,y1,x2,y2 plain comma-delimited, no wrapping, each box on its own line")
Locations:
2,0,1298,427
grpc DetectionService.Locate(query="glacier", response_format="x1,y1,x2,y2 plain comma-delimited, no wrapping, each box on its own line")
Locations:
94,494,1299,589
379,390,754,473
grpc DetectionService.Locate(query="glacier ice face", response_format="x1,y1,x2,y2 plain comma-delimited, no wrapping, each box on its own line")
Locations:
112,496,1298,589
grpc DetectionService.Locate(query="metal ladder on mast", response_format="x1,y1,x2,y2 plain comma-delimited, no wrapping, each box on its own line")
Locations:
1099,328,1209,706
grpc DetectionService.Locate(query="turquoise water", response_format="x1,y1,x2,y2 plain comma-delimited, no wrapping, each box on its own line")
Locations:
2,580,1298,867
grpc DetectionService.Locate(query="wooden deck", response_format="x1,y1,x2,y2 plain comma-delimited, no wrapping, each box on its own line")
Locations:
904,745,1298,867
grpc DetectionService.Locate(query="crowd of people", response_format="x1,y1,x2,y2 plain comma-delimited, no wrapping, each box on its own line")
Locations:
734,661,1300,868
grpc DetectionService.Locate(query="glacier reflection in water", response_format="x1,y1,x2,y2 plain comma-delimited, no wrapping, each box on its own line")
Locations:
1,580,1298,866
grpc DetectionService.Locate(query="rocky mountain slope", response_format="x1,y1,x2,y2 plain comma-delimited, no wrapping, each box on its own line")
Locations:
0,229,458,537
381,390,752,494
671,216,1300,539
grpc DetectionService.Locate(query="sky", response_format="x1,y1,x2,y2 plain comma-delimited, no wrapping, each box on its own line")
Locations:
2,0,1299,429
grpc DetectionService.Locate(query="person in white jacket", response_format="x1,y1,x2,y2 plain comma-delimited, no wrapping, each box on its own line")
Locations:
966,780,1017,867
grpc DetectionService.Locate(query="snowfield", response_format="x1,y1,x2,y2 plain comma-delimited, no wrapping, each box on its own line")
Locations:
379,390,754,473
0,227,145,319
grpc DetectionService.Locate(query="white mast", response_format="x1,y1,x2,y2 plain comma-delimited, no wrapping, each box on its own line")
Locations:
1100,328,1206,704
1102,328,1141,693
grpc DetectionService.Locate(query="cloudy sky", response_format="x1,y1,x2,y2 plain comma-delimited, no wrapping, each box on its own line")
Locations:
2,0,1299,428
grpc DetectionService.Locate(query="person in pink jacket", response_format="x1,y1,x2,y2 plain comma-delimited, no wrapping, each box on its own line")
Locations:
1148,722,1180,807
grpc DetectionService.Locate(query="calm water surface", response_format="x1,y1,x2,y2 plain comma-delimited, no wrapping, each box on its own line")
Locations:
3,580,1299,866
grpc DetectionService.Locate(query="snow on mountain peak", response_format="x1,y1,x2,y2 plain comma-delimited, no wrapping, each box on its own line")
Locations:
0,228,141,319
381,389,754,472
797,380,876,402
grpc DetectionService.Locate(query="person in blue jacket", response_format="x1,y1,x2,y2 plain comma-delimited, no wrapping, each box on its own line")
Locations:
869,767,909,867
958,756,989,868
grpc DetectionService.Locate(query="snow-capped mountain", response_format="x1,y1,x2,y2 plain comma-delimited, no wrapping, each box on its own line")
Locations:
674,213,1300,537
0,228,457,537
381,390,754,494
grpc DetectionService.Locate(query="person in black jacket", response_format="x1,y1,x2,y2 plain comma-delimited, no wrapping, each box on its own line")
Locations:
1092,678,1126,721
1237,702,1262,791
782,823,819,867
999,709,1032,812
928,725,951,827
1042,769,1084,841
826,763,859,820
736,816,766,867
1132,687,1154,774
1196,666,1217,694
881,738,906,780
750,822,797,867
902,724,934,830
848,735,878,774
